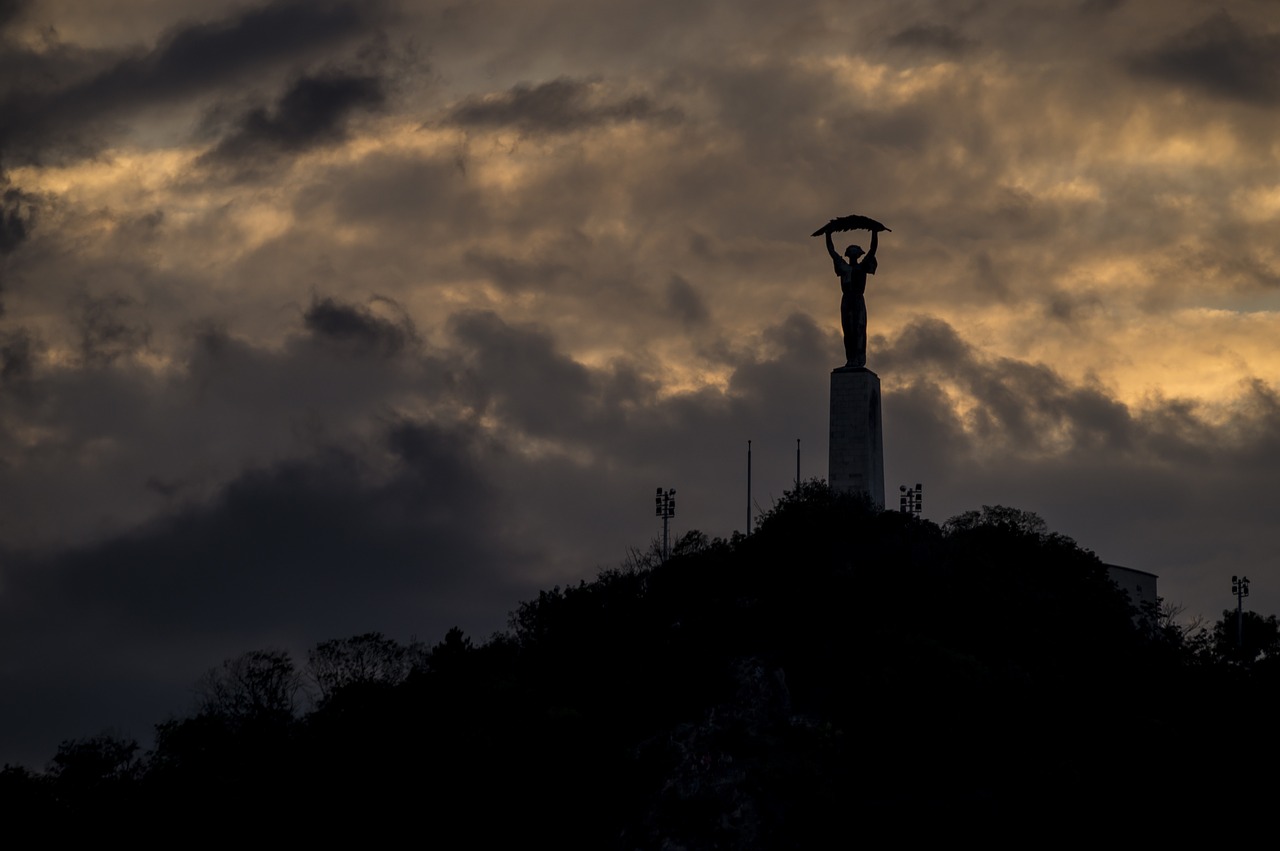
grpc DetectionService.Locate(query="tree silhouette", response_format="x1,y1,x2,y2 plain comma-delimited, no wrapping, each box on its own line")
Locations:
1211,609,1280,666
196,648,301,721
307,632,412,704
45,733,141,818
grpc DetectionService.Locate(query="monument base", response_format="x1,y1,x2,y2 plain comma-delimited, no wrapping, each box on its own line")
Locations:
828,366,885,509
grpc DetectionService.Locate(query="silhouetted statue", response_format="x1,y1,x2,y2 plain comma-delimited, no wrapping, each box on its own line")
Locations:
813,215,890,368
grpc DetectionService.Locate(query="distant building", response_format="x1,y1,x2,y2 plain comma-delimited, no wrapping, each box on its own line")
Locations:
1106,564,1158,612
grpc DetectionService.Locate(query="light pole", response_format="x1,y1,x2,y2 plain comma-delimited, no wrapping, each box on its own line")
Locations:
1232,574,1250,652
655,487,676,562
899,483,923,517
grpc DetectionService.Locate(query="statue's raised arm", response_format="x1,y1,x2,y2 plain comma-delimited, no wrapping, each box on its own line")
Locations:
824,229,844,272
863,229,879,273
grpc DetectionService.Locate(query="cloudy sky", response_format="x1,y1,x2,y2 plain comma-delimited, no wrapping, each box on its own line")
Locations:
2,0,1279,764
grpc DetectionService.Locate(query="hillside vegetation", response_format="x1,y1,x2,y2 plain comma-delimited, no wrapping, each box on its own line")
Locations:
3,483,1276,843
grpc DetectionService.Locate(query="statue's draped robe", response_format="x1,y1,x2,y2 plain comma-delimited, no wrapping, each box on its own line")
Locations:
833,254,877,368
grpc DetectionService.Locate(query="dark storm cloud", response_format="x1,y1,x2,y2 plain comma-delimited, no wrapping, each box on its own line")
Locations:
7,422,500,631
880,317,1135,455
440,307,835,566
728,313,831,406
0,183,34,315
0,304,453,558
463,248,578,294
878,316,970,367
1129,12,1280,106
143,475,184,499
1193,247,1280,292
302,295,415,357
129,0,383,91
444,77,681,134
202,70,386,169
878,318,1280,513
874,314,1280,535
693,57,827,167
0,0,389,163
0,326,34,382
1078,0,1124,14
448,309,597,437
441,305,780,456
1044,288,1102,324
888,23,974,55
0,187,34,255
0,0,27,28
969,359,1133,453
969,251,1011,304
666,274,710,327
295,150,484,238
76,294,151,366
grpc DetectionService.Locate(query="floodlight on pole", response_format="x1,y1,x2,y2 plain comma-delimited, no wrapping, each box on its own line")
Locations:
656,487,676,562
1232,574,1251,651
898,483,923,517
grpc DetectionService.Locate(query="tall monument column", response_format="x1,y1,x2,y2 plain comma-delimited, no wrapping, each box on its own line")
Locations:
812,213,890,510
829,366,884,509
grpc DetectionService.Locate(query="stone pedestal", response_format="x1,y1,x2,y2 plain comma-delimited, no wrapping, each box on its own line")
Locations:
829,366,884,509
